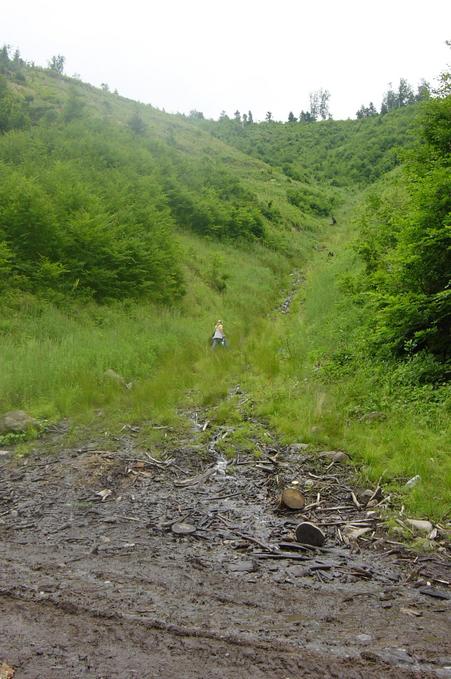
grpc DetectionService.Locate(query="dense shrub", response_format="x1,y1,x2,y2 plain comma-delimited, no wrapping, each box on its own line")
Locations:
352,93,451,370
198,106,418,188
0,75,270,301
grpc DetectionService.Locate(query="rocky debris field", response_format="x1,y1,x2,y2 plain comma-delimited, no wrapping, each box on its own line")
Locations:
0,417,450,679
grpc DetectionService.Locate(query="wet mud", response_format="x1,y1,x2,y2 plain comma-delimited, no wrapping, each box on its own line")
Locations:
1,425,450,678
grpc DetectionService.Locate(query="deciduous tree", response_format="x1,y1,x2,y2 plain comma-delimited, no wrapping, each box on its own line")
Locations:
48,54,65,74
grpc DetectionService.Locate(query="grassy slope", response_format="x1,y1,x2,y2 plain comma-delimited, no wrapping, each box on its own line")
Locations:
0,69,329,432
193,104,450,521
2,69,448,521
16,69,326,236
241,201,450,521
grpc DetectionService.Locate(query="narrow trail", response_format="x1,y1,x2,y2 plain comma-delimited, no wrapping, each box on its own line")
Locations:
279,270,303,314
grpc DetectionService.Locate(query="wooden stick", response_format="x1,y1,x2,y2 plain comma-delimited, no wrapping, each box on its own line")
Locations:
351,492,361,509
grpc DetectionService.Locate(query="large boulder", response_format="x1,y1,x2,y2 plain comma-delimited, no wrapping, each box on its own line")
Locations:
0,410,37,434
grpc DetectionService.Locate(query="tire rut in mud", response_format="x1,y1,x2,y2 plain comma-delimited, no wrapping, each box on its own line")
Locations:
0,423,450,678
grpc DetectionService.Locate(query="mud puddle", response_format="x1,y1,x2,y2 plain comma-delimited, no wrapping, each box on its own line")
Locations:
0,418,450,678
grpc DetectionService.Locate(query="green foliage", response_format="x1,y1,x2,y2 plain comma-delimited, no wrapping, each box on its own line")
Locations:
0,63,294,301
0,45,27,82
241,223,450,520
352,94,451,366
205,255,229,293
286,184,338,217
63,89,85,122
0,122,184,302
309,88,331,120
0,47,447,524
356,102,377,119
163,156,266,240
0,76,30,132
127,110,146,134
48,54,65,75
199,105,418,187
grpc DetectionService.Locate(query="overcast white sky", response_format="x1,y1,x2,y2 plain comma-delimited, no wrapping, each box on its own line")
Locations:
3,0,450,121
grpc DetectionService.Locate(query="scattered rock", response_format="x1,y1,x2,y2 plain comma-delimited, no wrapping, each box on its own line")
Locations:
288,565,309,577
289,443,309,453
359,489,376,504
400,607,422,617
0,410,37,434
229,560,257,573
406,519,433,535
356,634,372,645
171,522,197,535
419,587,450,601
0,662,15,679
405,475,421,488
96,489,112,502
366,499,379,508
378,647,415,666
343,525,372,542
359,411,386,423
318,451,349,463
281,487,305,510
104,369,132,390
214,457,228,476
294,522,326,547
379,591,395,601
0,450,10,456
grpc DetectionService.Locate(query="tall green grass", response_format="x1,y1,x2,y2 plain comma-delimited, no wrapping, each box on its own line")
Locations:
0,231,291,426
242,210,450,521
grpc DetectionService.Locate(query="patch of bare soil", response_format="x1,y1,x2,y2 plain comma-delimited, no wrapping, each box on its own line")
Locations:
1,420,450,678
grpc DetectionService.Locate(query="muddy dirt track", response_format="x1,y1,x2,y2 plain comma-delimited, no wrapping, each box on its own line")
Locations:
1,420,450,678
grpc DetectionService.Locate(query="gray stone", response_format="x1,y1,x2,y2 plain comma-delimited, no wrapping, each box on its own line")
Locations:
405,475,421,488
379,647,415,665
0,410,37,434
229,561,257,573
436,669,451,679
318,450,349,463
359,411,386,423
289,443,309,453
406,518,433,535
104,369,132,390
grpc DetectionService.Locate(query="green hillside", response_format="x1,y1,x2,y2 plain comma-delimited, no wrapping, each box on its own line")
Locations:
198,105,419,187
0,48,449,520
0,52,332,418
0,62,328,302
